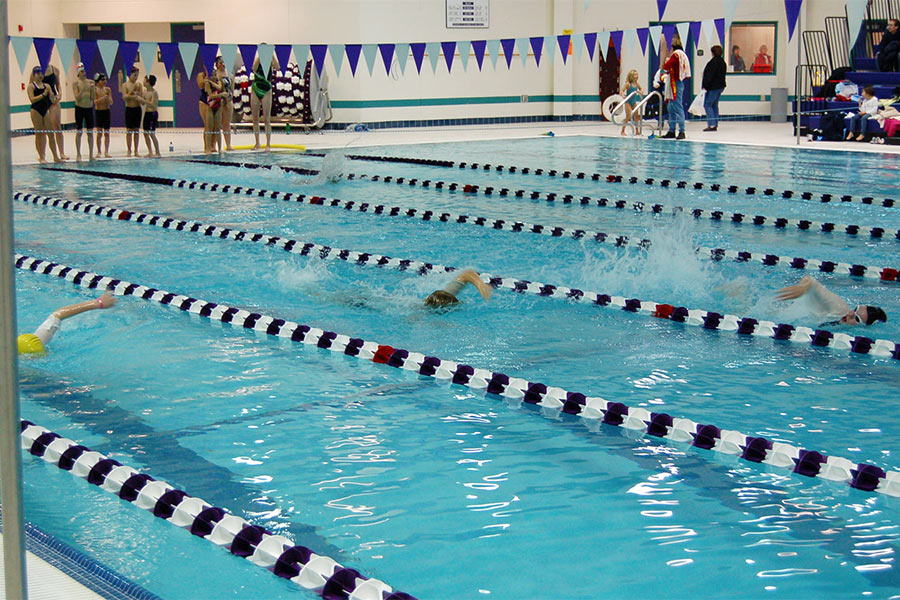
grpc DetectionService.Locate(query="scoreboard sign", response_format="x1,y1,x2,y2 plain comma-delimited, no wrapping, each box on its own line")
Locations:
446,0,489,28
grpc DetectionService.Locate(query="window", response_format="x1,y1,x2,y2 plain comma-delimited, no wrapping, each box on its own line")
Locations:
727,23,776,74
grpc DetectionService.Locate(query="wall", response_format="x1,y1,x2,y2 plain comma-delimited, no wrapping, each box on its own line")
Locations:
9,0,851,130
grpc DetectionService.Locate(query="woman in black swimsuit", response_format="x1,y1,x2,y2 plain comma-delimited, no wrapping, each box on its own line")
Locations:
43,65,69,160
27,66,61,163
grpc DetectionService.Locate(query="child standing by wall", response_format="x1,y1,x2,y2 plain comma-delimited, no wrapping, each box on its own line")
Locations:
620,70,644,136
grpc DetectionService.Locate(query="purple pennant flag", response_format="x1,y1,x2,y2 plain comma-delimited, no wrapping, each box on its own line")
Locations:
690,21,702,47
345,44,362,76
636,28,649,55
529,36,544,67
715,18,726,45
441,41,456,72
500,38,516,69
662,24,676,45
657,0,668,21
310,44,327,76
76,39,98,74
378,44,395,75
784,0,803,41
33,37,55,72
584,32,597,61
157,42,177,77
199,43,219,75
410,42,426,73
610,30,623,58
471,39,486,70
118,41,139,74
274,44,291,72
557,35,570,64
238,44,257,73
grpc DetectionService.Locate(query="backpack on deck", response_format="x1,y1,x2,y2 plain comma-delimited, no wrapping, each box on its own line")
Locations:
819,112,846,141
819,66,853,98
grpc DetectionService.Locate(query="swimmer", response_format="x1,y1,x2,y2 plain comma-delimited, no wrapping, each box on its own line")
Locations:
138,75,161,157
121,67,144,157
72,63,95,161
27,66,60,163
775,275,886,326
250,55,278,151
424,269,493,308
93,73,113,158
17,292,117,355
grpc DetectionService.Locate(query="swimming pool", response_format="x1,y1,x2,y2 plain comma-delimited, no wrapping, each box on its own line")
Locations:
12,136,900,599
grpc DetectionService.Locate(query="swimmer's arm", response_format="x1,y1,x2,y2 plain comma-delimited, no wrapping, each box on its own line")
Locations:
52,292,117,321
775,276,813,301
457,269,492,301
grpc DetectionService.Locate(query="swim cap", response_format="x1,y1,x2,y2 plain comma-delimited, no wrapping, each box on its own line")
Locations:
17,333,45,355
863,305,887,326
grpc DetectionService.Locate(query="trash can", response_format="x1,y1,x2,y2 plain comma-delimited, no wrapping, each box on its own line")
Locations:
770,87,788,123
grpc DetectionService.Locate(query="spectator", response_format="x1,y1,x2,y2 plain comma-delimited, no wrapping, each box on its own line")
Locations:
845,85,879,141
876,18,900,72
619,70,645,136
660,41,691,139
752,45,773,73
730,45,746,72
702,45,727,131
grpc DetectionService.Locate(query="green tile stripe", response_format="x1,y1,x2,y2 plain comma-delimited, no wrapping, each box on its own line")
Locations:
12,100,175,114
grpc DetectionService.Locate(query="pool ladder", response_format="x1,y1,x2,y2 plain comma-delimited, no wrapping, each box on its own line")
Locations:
611,90,664,138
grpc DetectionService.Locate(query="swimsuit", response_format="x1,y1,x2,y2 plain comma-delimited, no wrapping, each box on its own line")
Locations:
251,65,272,99
34,315,61,346
125,105,142,130
95,109,111,130
30,83,51,117
43,72,58,97
142,110,158,132
74,105,94,129
626,84,641,107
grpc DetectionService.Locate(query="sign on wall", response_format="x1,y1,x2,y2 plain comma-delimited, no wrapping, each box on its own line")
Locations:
446,0,489,28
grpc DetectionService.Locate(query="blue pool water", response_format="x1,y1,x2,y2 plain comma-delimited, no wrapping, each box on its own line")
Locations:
11,136,900,599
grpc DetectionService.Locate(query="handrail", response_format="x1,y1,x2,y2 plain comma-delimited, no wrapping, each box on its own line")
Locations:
793,63,829,145
632,91,664,137
610,90,641,116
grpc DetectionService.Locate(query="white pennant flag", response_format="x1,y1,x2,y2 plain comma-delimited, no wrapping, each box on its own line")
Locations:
648,26,663,54
676,22,690,48
702,19,716,49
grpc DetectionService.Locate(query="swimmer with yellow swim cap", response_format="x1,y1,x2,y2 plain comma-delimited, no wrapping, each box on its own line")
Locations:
17,291,117,355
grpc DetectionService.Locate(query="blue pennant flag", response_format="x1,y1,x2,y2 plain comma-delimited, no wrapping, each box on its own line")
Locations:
11,36,33,74
472,40,487,71
583,32,597,62
557,34,570,64
199,43,219,75
457,40,471,71
178,42,199,76
361,44,378,76
139,41,157,76
330,44,345,77
33,37,55,72
55,38,77,75
410,42,426,74
486,39,501,69
219,43,238,72
441,41,456,72
292,44,310,68
157,42,177,77
97,39,120,76
425,42,440,73
119,41,139,74
379,44,395,75
310,44,328,76
238,44,257,73
274,44,292,72
500,38,516,69
394,43,409,74
529,36,543,67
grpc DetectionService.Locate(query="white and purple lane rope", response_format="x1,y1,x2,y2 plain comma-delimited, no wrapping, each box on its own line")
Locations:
301,152,900,210
19,419,415,599
187,158,900,244
14,253,900,497
40,168,900,284
14,189,900,357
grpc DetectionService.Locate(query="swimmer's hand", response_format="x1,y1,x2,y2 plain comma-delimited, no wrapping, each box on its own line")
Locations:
97,291,117,309
775,276,813,301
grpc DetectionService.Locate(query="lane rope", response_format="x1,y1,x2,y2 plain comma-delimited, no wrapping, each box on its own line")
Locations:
41,168,900,284
187,157,900,244
18,418,415,599
15,253,900,497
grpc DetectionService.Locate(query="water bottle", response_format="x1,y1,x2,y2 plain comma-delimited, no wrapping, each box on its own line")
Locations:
169,142,174,153
285,122,291,135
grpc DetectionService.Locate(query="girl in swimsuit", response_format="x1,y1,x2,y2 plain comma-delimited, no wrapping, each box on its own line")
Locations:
215,56,235,151
197,69,210,153
250,56,278,151
43,65,69,160
204,71,225,154
27,67,61,163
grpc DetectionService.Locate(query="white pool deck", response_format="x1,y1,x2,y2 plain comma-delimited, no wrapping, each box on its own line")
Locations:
4,117,898,599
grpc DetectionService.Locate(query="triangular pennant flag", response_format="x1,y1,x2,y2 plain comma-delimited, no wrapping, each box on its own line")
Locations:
361,43,378,76
544,36,556,64
310,44,328,76
846,0,868,50
219,43,238,72
473,39,487,71
55,38,77,75
689,22,703,48
157,42,177,77
292,44,310,68
784,0,803,41
486,38,501,69
662,24,676,45
702,19,716,48
457,40,471,71
596,31,609,61
636,28,649,55
394,42,409,74
139,41,157,76
500,38,516,69
410,42,426,73
33,37,55,72
345,44,361,76
331,44,346,77
11,36,33,74
715,18,726,45
572,33,584,62
441,41,456,72
529,36,544,67
648,25,662,53
676,22,691,49
177,42,199,77
257,43,275,73
238,44,257,73
425,42,440,73
584,32,597,61
609,30,624,58
199,43,219,76
274,44,292,74
97,39,120,77
723,0,739,28
119,41,139,74
624,29,637,57
379,44,395,75
516,38,530,67
657,0,668,21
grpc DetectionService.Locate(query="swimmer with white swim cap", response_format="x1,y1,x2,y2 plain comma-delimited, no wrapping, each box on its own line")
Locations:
776,275,886,327
17,291,117,355
424,269,492,308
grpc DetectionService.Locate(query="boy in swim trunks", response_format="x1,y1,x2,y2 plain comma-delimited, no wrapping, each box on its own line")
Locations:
121,67,143,157
17,292,117,355
139,75,160,157
93,73,113,158
72,63,95,161
424,269,493,308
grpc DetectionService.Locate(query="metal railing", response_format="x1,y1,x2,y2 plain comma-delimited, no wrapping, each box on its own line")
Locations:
631,91,665,137
825,16,852,69
794,63,830,145
803,30,833,72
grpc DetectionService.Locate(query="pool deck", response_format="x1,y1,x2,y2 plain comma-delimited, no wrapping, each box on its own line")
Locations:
0,532,103,600
10,119,900,166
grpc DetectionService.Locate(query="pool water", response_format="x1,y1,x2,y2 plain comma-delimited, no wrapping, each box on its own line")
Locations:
11,136,900,599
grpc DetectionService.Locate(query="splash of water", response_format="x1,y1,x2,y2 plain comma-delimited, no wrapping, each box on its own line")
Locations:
313,151,347,184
